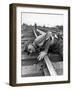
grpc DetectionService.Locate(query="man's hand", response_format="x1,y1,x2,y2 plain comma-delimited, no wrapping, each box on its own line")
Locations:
37,51,47,61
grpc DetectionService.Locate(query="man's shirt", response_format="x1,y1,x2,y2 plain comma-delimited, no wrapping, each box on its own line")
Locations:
33,32,57,53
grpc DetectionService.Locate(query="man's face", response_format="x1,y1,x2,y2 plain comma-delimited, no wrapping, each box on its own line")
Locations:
28,44,35,53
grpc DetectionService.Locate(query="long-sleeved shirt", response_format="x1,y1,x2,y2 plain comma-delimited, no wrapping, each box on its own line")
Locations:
33,33,55,53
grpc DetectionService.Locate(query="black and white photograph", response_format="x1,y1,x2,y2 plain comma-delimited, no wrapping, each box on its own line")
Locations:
21,12,63,77
9,4,70,86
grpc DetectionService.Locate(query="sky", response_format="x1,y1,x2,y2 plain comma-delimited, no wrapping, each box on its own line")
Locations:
22,12,64,27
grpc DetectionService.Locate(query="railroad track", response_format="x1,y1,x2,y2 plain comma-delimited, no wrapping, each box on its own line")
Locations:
21,27,63,77
21,54,63,76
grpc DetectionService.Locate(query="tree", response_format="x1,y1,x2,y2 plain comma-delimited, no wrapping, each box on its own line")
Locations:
43,25,45,28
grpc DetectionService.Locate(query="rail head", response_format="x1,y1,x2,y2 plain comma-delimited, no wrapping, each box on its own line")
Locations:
44,55,57,76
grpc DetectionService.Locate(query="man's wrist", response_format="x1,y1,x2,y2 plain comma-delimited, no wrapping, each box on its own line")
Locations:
43,51,47,54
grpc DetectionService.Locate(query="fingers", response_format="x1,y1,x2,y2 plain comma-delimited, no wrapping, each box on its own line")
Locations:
37,55,40,61
37,52,46,61
37,55,41,61
37,55,43,61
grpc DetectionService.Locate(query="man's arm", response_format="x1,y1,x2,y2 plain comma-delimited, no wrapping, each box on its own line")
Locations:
37,38,52,61
44,38,52,53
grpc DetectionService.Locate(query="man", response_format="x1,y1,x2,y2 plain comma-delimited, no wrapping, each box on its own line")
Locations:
25,28,63,61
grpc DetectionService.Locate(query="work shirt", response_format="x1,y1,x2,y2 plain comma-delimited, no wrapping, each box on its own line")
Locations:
33,33,63,59
33,33,56,53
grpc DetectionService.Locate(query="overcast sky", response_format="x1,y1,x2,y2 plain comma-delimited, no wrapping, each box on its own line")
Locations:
22,12,64,27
